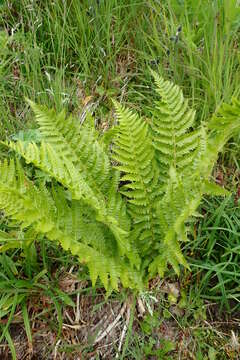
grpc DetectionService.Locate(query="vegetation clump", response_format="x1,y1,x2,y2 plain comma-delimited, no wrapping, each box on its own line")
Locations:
1,72,239,293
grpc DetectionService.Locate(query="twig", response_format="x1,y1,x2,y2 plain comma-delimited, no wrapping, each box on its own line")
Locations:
116,303,131,358
65,310,74,325
94,302,127,345
75,292,80,323
62,323,83,330
54,339,61,360
137,297,146,317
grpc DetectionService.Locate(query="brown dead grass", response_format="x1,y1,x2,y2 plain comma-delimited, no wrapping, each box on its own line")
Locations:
1,275,240,359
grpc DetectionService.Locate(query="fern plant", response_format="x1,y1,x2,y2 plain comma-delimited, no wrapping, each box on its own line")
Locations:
1,71,240,292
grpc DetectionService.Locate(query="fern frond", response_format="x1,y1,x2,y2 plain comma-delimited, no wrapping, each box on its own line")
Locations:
150,70,199,182
4,140,93,201
0,159,60,236
54,192,141,289
27,100,111,193
3,140,133,261
70,240,142,291
148,229,188,277
202,181,230,196
194,98,240,179
19,102,135,258
112,101,162,253
0,160,140,291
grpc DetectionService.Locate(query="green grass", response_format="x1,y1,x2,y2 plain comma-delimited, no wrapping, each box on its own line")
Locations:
187,195,240,313
137,0,240,121
1,0,240,358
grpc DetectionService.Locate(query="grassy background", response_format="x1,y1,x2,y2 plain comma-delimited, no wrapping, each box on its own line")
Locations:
1,0,240,358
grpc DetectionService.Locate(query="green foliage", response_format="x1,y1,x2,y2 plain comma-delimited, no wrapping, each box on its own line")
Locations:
138,0,240,125
187,195,240,313
1,72,240,291
150,70,199,180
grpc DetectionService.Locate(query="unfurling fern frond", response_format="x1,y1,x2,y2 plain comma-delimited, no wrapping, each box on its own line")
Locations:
1,72,240,291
